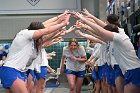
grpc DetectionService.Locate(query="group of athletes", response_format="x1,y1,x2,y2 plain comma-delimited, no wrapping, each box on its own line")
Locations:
0,9,140,93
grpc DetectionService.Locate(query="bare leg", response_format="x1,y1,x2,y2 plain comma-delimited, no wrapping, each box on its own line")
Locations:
101,77,108,93
107,84,113,93
27,73,34,93
76,77,84,93
115,76,124,93
124,83,140,93
112,86,118,93
67,74,76,93
95,80,101,93
36,78,46,93
10,78,28,93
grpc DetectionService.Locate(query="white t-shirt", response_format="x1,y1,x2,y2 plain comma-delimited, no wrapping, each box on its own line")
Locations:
98,43,108,66
41,48,49,66
27,51,41,71
63,45,86,71
118,28,129,39
86,47,94,54
113,32,140,74
90,43,102,66
27,48,49,73
107,28,129,68
4,29,36,72
108,42,118,67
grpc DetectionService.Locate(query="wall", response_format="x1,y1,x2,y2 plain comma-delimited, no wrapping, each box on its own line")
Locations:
0,0,81,40
0,15,56,40
0,0,81,14
99,0,107,21
0,0,103,40
81,0,99,17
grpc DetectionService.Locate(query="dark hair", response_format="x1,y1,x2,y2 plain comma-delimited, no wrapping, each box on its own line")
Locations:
107,14,120,27
27,22,45,53
27,22,45,30
104,24,119,33
68,38,79,46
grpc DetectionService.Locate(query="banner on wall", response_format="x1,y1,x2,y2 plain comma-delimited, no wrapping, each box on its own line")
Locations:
106,0,116,14
0,0,81,14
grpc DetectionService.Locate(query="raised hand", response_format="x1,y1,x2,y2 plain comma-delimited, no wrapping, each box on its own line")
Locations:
57,13,71,26
57,10,70,18
82,8,92,18
52,37,64,42
73,12,84,19
65,26,76,33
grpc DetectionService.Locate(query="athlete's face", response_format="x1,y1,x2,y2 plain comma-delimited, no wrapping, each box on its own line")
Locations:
69,42,78,50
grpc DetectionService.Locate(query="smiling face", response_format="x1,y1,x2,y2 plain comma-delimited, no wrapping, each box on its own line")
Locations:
68,38,79,50
69,41,78,50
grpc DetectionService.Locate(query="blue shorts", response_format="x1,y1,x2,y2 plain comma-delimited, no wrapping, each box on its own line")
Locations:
92,66,103,80
102,63,110,78
113,65,124,79
26,69,35,81
0,66,27,89
35,66,47,80
125,67,140,86
106,66,115,87
65,69,85,78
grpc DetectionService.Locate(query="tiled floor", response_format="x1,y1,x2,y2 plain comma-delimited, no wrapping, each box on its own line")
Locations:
0,82,93,93
44,82,93,93
0,74,93,93
45,81,93,93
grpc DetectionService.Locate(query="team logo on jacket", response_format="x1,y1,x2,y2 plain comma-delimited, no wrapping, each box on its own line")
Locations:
27,0,40,6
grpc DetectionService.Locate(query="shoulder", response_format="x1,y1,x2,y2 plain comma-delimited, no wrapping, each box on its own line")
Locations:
113,32,121,39
118,27,125,34
16,29,32,38
78,45,86,52
18,29,29,34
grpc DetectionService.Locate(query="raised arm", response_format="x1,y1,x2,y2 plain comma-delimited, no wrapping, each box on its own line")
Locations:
75,20,104,41
33,14,70,40
42,28,64,43
75,30,106,44
82,8,107,27
42,10,70,26
42,37,64,48
74,12,114,42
